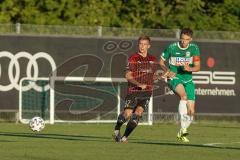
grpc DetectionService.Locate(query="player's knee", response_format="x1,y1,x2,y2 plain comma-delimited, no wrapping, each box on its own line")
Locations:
124,109,133,118
129,113,140,126
134,107,144,116
189,109,195,116
117,113,127,124
187,107,195,116
180,95,187,101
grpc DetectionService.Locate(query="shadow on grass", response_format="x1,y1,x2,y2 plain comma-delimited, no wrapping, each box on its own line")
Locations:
133,140,240,151
0,139,16,142
0,132,239,151
197,125,240,130
0,132,111,142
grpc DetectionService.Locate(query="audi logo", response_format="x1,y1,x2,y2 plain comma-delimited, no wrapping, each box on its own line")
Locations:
0,51,56,92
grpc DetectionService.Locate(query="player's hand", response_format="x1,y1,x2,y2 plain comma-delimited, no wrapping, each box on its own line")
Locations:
183,64,191,72
139,84,147,90
162,70,176,79
154,73,164,81
168,71,176,78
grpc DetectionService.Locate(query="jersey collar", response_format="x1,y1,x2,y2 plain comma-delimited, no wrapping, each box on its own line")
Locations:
137,52,148,58
177,42,189,50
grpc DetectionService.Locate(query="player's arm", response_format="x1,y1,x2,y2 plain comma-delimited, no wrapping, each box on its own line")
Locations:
160,47,170,73
125,58,147,89
184,56,200,72
159,46,176,79
159,58,176,79
159,58,168,72
125,71,147,89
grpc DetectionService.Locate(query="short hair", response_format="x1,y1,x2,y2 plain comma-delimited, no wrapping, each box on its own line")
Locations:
138,35,151,43
180,28,193,37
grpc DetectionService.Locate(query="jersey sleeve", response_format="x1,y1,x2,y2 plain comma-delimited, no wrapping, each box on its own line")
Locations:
192,44,200,63
126,56,136,72
192,44,200,56
161,45,171,61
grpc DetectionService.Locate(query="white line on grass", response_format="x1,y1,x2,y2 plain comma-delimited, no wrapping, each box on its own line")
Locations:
203,142,240,146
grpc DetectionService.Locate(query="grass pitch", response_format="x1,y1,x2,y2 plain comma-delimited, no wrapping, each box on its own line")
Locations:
0,121,239,160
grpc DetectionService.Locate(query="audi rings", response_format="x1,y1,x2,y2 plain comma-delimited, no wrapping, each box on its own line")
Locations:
103,40,133,53
0,51,56,92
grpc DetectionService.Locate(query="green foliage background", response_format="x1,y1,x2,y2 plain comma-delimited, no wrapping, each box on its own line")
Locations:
0,0,239,31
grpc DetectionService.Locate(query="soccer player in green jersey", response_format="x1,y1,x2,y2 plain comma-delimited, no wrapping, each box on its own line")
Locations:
160,28,200,142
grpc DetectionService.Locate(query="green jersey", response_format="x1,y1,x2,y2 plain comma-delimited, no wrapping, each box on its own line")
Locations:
161,42,200,82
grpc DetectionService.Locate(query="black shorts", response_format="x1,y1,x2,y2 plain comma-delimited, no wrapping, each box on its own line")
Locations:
124,91,152,111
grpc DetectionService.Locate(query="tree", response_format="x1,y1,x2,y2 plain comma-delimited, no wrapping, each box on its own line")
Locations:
0,0,239,31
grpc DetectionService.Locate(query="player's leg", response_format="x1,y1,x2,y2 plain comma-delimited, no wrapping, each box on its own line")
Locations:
114,108,133,131
175,84,189,136
185,81,196,129
169,79,189,142
169,79,188,131
121,93,150,142
185,100,195,128
121,106,144,142
113,109,132,142
176,81,196,142
113,93,135,142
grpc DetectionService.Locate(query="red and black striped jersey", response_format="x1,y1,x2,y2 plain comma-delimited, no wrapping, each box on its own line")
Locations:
126,53,158,93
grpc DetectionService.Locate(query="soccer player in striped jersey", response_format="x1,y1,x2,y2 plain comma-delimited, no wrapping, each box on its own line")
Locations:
113,36,158,142
160,28,201,142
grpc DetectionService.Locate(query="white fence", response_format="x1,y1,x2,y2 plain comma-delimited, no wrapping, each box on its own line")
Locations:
0,23,239,40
